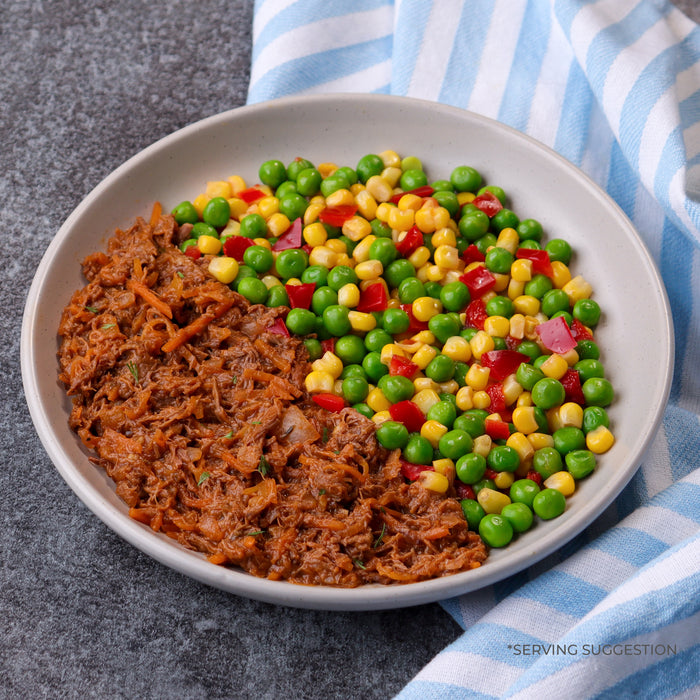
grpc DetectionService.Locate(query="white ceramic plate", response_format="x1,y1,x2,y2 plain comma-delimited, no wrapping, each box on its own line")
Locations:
21,94,673,611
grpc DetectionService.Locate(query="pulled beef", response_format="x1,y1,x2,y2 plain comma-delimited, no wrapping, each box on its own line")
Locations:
57,214,487,586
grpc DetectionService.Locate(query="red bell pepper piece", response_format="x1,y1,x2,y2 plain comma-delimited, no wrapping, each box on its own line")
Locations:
318,204,357,227
465,299,488,330
400,304,429,331
389,355,419,379
462,244,486,265
395,225,424,258
400,459,434,481
272,217,303,251
455,482,476,500
184,245,202,260
485,384,507,414
321,338,336,354
536,316,577,354
515,248,553,277
561,368,586,404
484,418,510,440
526,470,543,486
460,266,497,298
266,318,290,337
237,187,267,204
472,191,503,217
356,282,388,313
570,318,593,341
223,235,255,261
389,400,425,433
390,185,435,203
480,350,530,381
311,393,346,412
285,282,315,310
484,467,499,481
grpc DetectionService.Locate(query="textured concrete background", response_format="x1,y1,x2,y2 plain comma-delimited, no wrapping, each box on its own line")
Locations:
2,2,698,699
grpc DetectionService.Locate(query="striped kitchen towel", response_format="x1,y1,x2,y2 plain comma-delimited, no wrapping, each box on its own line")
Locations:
247,1,700,697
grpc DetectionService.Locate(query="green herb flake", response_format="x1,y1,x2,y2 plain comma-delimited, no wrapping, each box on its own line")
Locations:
231,376,238,385
258,455,270,477
373,523,386,549
86,306,99,313
101,323,116,330
197,472,210,486
126,361,139,383
322,427,329,443
353,559,367,570
246,530,265,537
251,421,261,425
176,271,184,278
223,430,234,439
318,489,326,496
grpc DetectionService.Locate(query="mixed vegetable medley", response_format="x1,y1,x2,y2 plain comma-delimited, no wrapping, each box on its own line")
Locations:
170,150,615,550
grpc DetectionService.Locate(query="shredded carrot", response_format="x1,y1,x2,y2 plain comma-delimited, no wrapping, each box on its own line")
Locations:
150,201,163,227
375,562,418,582
127,278,173,319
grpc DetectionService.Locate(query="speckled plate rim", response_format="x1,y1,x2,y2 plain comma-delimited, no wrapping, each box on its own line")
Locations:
21,94,674,611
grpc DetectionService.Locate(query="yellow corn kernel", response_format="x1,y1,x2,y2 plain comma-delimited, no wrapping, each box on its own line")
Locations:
412,330,436,345
466,363,491,391
348,310,377,333
491,273,509,293
335,283,359,308
412,388,440,414
366,387,391,413
261,274,282,289
434,245,460,270
374,202,394,223
510,259,533,282
325,238,347,255
528,432,554,450
192,193,210,218
493,471,515,490
586,425,615,454
318,162,337,178
251,237,270,250
429,228,456,250
206,180,232,199
302,201,324,226
502,374,524,405
550,261,572,289
415,263,430,283
256,195,279,219
353,260,382,281
425,264,443,282
382,166,403,188
438,379,459,395
477,488,512,515
496,227,519,254
354,188,378,220
397,193,423,211
472,434,492,458
442,336,472,363
472,390,491,410
350,234,376,263
333,379,345,396
508,278,526,301
506,431,535,464
524,315,541,339
563,275,593,303
559,402,584,428
418,470,450,494
359,277,388,294
197,235,222,255
267,212,291,237
544,471,576,496
444,270,464,285
469,330,495,360
517,391,533,407
285,278,302,286
380,343,408,365
227,175,246,194
312,351,344,379
513,295,541,316
561,348,580,366
547,407,565,432
507,313,525,340
308,245,338,269
407,245,432,269
483,315,510,338
301,222,327,247
342,215,373,242
421,420,449,447
376,149,399,168
387,206,415,231
540,353,569,380
512,406,539,435
412,296,443,322
305,370,335,394
455,386,474,411
371,410,392,425
220,220,241,239
432,457,455,478
414,376,439,392
207,256,238,284
412,344,438,369
324,188,355,208
457,191,476,206
365,175,394,202
227,198,249,221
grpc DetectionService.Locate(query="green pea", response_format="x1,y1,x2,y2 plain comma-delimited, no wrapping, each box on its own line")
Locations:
453,361,469,388
179,238,198,253
335,166,358,187
450,165,482,193
398,277,426,305
440,281,471,312
403,434,434,465
239,213,268,239
487,445,520,472
342,376,370,405
296,167,323,196
320,170,351,198
378,375,415,403
286,157,314,181
575,359,605,384
424,281,442,299
509,479,541,509
515,363,545,391
375,420,410,450
501,502,534,533
327,265,358,291
576,340,600,360
438,429,473,460
545,238,572,265
524,274,553,299
172,201,199,225
456,453,487,484
400,156,422,172
428,313,461,344
460,327,478,342
303,338,323,361
266,285,289,308
322,304,351,336
427,400,457,428
370,218,392,238
278,192,308,222
431,179,454,192
311,286,338,316
532,488,566,520
382,308,410,335
573,299,601,327
275,181,298,198
335,334,366,365
533,447,563,479
363,328,393,353
541,288,571,317
485,295,513,318
191,221,218,239
473,478,496,496
461,499,486,530
275,248,308,279
432,190,460,218
259,159,288,189
353,403,374,419
518,240,542,250
582,377,614,407
425,354,455,383
242,245,274,273
516,341,542,362
491,208,519,232
285,307,316,335
384,259,415,288
475,232,497,254
484,247,514,274
362,351,389,383
356,154,384,183
565,449,597,479
237,277,268,305
582,406,610,433
400,168,428,191
301,265,328,286
439,392,457,406
553,427,586,455
369,238,398,267
517,219,543,242
531,377,566,410
478,184,506,205
479,513,513,548
341,364,367,380
458,211,490,241
453,412,486,438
